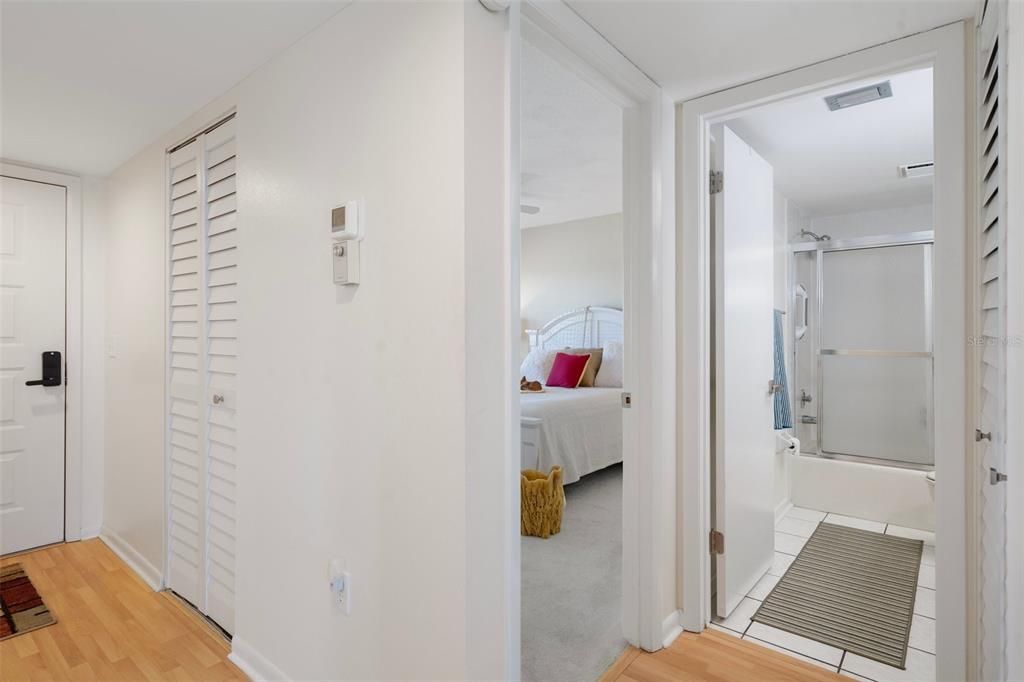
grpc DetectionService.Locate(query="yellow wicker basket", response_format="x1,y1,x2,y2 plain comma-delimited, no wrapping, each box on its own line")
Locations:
520,466,565,538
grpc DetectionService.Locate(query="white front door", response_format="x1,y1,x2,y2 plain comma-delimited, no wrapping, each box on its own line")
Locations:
0,176,66,555
713,125,776,617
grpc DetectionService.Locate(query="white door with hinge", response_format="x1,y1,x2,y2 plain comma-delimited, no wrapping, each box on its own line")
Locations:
166,116,238,633
0,176,66,555
713,125,776,618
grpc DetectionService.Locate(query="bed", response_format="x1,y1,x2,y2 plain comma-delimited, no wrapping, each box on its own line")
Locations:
521,306,623,485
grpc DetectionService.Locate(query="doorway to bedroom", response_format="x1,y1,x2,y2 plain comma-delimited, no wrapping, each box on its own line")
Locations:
517,33,628,682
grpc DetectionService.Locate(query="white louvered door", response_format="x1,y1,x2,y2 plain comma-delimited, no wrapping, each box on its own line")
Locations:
166,115,238,634
976,8,1007,681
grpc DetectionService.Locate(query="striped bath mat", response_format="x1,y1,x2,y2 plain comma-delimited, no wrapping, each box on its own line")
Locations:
753,522,923,668
0,563,56,641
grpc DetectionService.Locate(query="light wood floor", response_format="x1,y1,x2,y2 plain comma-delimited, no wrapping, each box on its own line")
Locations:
0,539,245,681
600,629,850,682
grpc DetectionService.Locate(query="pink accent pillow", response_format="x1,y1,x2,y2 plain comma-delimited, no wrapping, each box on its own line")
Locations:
546,352,592,388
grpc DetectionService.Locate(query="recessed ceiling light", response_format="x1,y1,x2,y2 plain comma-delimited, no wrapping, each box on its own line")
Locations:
825,81,893,111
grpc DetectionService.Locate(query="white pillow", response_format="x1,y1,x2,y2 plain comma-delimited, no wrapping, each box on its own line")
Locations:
594,340,624,388
520,347,557,384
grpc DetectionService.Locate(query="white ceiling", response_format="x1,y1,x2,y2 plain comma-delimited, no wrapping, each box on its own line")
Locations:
1,1,345,177
521,40,621,229
727,67,934,216
566,0,974,101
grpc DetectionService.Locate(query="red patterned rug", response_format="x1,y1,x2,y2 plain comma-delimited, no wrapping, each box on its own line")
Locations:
0,563,55,641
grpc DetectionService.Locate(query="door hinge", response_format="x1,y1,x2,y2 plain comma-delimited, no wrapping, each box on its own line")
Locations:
709,529,725,555
709,170,724,195
990,467,1008,485
975,428,992,442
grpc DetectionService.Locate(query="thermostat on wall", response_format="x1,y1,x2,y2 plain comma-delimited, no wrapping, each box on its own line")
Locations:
331,200,361,286
331,200,360,241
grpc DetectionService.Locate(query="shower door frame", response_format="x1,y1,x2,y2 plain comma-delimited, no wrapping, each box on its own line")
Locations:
792,230,936,470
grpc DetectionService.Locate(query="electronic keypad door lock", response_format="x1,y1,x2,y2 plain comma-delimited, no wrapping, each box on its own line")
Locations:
25,351,62,387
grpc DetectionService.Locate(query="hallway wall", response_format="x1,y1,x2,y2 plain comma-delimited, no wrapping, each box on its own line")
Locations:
101,1,511,678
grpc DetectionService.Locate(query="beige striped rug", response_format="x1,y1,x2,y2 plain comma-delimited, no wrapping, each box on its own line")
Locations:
752,522,923,669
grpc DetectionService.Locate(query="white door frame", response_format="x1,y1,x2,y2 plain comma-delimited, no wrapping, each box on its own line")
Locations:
678,23,969,679
0,161,85,545
511,0,677,656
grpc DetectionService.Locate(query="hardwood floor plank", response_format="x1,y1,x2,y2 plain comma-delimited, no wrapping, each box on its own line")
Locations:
0,540,245,681
601,629,847,682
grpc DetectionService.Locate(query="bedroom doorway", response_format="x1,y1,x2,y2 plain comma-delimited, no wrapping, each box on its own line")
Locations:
507,2,676,678
680,23,967,681
517,31,628,681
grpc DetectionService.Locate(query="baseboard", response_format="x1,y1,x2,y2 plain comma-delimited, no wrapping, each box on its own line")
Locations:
229,637,289,681
661,609,683,649
774,499,793,525
99,527,163,591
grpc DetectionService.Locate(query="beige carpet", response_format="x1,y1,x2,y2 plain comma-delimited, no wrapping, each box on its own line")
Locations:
521,464,626,681
753,522,923,669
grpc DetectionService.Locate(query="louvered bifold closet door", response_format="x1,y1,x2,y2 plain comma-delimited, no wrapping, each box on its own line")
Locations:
167,140,204,609
202,119,238,634
977,7,1007,681
166,115,237,635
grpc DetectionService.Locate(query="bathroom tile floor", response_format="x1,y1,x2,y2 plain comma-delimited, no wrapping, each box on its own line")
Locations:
711,506,937,681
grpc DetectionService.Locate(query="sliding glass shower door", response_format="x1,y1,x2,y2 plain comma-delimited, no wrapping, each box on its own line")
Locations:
815,239,934,467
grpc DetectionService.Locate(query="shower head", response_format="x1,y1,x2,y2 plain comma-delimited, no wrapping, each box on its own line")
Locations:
800,229,832,242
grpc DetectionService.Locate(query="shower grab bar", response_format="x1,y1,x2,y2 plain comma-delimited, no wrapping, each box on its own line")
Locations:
794,284,808,340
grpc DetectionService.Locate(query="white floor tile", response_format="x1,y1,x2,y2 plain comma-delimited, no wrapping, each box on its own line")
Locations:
747,573,781,601
708,622,740,638
920,545,935,567
777,516,819,538
841,647,936,682
767,551,796,577
742,635,838,670
712,596,760,634
776,531,809,556
917,564,935,590
745,622,844,666
786,506,828,523
886,525,936,546
909,614,935,654
914,587,935,618
824,513,886,533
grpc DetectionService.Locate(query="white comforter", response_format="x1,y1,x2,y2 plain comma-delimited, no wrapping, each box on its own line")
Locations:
521,387,622,485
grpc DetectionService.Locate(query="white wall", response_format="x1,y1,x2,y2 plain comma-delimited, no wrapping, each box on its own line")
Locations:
808,202,932,240
80,177,106,537
102,2,511,679
520,213,623,353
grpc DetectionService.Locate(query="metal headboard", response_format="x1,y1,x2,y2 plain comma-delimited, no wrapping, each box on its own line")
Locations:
526,306,623,351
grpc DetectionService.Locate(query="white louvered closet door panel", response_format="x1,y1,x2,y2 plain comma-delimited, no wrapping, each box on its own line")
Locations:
167,140,204,609
166,115,237,635
977,7,1007,681
203,119,238,634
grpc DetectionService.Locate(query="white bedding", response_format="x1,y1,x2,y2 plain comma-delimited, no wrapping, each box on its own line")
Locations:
520,387,622,485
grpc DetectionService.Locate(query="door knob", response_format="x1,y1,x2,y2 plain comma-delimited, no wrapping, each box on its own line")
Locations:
25,351,62,387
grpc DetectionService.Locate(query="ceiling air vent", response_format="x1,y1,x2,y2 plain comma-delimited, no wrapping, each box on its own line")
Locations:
824,81,893,111
898,161,934,179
